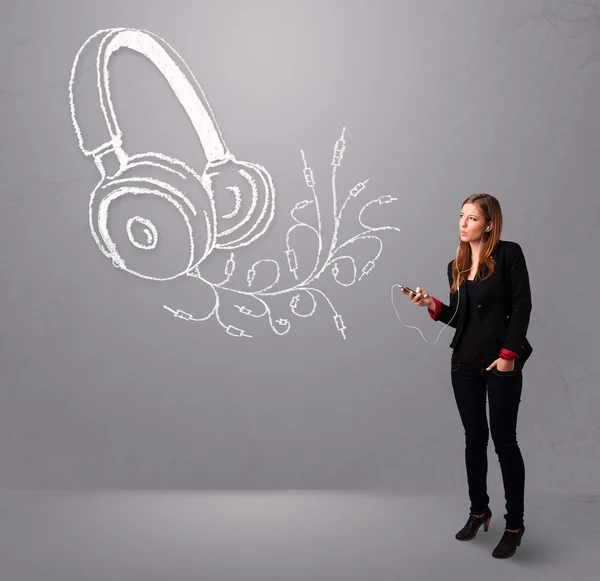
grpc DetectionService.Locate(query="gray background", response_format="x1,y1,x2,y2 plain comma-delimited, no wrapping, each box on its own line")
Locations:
1,0,599,492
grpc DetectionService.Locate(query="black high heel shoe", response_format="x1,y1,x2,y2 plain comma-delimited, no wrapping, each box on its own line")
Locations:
455,507,492,541
492,525,525,559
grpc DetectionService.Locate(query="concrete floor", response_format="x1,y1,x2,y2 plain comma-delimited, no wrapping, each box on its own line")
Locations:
0,489,597,581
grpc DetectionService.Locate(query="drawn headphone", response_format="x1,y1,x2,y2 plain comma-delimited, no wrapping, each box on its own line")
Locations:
69,27,276,280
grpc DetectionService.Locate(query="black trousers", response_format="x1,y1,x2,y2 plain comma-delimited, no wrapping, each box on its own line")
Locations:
450,358,525,529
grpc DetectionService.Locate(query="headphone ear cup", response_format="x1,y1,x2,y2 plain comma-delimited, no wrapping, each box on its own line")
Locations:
202,157,275,249
90,154,217,280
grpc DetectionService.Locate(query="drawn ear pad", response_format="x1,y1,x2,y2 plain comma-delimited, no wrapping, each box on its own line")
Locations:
89,154,217,280
202,158,275,250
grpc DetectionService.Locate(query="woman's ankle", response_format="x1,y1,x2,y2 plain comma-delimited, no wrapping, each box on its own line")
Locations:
471,507,488,516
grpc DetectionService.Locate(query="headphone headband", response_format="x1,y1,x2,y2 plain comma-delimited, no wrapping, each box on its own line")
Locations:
69,27,229,165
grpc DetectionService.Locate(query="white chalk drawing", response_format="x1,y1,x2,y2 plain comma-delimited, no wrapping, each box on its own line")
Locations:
69,27,400,338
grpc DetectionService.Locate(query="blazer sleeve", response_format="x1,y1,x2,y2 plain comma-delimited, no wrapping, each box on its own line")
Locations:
428,260,460,329
502,243,532,354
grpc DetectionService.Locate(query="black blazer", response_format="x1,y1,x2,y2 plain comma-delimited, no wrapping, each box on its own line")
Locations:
434,239,533,367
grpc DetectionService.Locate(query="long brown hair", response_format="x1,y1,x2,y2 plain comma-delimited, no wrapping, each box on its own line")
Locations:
450,193,503,293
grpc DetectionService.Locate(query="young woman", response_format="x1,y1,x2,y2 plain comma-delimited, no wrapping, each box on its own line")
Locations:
400,193,532,559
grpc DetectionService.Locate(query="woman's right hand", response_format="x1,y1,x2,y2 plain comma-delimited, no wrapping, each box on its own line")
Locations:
400,286,435,311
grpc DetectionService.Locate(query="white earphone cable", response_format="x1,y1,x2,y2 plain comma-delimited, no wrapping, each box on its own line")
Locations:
390,235,487,344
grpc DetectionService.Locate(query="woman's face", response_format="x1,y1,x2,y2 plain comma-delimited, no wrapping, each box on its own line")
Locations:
459,203,488,243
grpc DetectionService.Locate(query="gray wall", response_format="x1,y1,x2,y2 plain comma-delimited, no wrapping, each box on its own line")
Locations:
1,0,599,491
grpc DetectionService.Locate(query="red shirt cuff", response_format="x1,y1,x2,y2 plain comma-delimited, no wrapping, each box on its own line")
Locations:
500,348,520,359
428,297,442,320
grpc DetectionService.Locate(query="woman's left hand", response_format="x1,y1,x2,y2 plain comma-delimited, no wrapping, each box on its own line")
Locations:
486,357,515,372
